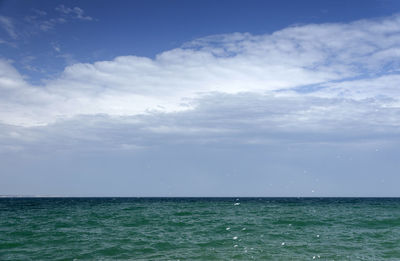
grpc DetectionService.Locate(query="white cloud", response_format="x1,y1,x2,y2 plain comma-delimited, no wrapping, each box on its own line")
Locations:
1,14,400,150
0,15,17,39
52,43,61,52
0,60,27,89
55,5,93,21
32,9,47,16
22,6,92,35
309,74,400,101
2,92,399,155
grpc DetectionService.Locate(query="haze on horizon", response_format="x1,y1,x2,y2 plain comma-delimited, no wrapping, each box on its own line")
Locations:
1,0,400,197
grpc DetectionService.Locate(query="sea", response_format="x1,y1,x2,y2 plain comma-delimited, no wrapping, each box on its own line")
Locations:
1,197,400,260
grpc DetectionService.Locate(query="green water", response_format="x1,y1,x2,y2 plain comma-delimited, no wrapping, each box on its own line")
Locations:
1,198,400,260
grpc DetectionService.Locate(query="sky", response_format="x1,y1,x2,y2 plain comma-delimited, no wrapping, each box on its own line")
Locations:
1,0,400,196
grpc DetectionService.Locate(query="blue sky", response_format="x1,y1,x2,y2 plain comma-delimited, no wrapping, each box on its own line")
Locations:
2,0,399,82
1,0,400,196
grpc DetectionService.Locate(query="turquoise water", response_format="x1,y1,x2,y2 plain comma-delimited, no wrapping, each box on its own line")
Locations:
1,198,400,260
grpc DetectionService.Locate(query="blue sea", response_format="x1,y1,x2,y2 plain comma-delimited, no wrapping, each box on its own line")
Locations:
1,198,400,260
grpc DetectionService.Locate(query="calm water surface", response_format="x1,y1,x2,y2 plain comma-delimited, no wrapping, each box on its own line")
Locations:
1,198,400,260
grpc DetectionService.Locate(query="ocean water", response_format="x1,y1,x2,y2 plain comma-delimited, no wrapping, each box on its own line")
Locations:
1,198,400,260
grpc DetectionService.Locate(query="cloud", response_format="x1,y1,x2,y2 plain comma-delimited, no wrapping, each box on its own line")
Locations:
37,18,66,32
0,38,7,44
22,6,93,34
55,5,93,21
52,42,61,52
1,92,399,156
0,60,27,89
32,9,47,16
0,15,17,39
1,14,400,152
